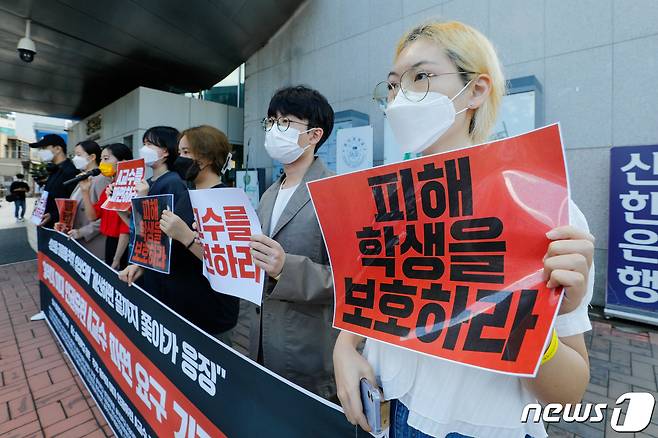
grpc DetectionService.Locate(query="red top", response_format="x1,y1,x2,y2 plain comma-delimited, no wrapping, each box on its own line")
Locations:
94,191,130,238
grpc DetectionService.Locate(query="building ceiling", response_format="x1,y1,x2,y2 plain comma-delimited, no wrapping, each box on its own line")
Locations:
0,0,302,119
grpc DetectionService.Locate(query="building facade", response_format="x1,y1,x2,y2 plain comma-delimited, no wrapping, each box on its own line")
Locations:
68,87,244,161
242,0,658,306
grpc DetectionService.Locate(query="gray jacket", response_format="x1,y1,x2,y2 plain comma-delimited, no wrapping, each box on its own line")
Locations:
248,158,338,400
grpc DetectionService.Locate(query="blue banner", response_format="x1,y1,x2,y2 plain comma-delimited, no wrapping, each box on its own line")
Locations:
606,145,658,324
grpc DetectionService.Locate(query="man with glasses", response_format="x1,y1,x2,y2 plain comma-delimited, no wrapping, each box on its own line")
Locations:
247,85,338,400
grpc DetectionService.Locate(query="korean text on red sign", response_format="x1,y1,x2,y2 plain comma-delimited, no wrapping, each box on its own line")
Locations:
102,158,145,211
54,198,78,233
130,194,173,274
308,124,570,376
188,187,265,305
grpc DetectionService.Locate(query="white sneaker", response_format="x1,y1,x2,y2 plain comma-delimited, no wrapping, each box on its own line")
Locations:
30,311,46,321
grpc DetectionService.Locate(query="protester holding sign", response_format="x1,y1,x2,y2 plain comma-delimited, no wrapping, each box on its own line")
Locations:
118,127,198,317
29,134,78,228
158,125,240,344
68,140,111,258
79,143,132,270
243,86,338,400
130,194,173,273
332,21,595,437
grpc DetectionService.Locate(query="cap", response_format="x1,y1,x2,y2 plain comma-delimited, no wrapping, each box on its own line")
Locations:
29,134,66,151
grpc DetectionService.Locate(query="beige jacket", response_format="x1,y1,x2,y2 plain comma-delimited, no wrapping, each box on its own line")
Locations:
247,158,338,400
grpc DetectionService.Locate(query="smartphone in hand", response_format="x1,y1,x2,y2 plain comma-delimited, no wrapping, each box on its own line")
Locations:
360,378,390,435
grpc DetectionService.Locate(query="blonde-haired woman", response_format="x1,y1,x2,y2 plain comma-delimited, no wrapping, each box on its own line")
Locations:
333,21,594,438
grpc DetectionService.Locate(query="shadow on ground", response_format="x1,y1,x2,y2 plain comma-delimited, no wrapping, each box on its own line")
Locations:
0,227,36,264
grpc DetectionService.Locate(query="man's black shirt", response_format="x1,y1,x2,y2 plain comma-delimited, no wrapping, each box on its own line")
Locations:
9,180,29,200
42,159,78,227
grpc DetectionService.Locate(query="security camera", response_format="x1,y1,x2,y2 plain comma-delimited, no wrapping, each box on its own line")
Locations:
17,20,35,63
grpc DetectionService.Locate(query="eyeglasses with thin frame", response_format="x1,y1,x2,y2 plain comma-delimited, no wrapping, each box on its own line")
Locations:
372,69,478,110
261,116,309,132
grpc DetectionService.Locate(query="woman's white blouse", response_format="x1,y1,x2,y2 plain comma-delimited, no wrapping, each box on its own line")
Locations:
363,201,594,438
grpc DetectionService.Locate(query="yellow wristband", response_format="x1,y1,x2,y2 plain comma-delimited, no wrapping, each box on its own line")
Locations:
272,271,282,281
541,329,559,365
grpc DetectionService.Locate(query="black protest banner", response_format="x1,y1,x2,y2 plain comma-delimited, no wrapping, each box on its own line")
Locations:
38,227,364,437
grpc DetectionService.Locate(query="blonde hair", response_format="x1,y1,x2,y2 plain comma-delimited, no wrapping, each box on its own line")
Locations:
395,21,505,144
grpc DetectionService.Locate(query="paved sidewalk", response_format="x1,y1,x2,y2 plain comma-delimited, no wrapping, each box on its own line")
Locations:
1,259,657,437
0,197,36,230
0,261,112,438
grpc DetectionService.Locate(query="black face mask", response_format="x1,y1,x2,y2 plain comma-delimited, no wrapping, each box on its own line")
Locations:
185,160,202,182
173,156,194,180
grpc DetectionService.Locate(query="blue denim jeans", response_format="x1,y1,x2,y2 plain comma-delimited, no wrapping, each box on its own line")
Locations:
14,198,25,219
389,399,533,438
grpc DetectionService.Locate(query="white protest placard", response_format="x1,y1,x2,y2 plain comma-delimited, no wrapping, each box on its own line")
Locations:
188,187,265,305
31,190,49,225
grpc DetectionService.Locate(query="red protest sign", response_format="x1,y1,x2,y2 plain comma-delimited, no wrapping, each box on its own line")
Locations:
54,198,78,233
130,194,173,273
102,158,145,211
308,124,569,376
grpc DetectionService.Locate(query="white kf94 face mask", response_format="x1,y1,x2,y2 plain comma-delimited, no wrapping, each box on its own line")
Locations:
72,155,90,170
38,148,54,163
385,80,472,155
264,127,313,164
139,145,160,167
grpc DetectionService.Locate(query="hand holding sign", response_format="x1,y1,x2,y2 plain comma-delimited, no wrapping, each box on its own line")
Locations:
130,194,173,273
188,187,265,305
309,124,573,376
54,199,78,234
544,225,595,315
249,234,286,278
160,209,195,244
32,190,49,225
102,158,145,211
118,264,144,286
136,179,150,197
38,213,51,227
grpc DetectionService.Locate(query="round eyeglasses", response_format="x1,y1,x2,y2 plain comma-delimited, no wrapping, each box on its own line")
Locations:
261,116,309,132
372,69,478,110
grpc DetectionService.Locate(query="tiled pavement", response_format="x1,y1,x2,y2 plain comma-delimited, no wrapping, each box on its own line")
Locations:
0,261,112,438
1,259,657,438
548,319,658,438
